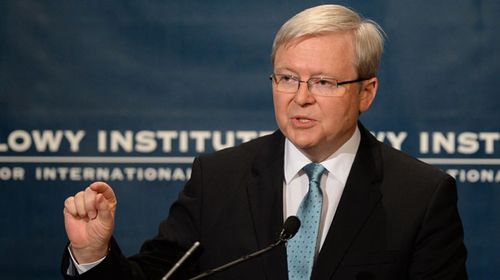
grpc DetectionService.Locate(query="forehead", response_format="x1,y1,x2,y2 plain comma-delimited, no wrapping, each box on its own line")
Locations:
274,32,356,76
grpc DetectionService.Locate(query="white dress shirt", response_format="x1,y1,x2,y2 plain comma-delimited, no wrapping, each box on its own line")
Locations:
283,126,360,250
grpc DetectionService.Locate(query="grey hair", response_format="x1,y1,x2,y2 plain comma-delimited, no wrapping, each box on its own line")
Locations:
271,4,386,78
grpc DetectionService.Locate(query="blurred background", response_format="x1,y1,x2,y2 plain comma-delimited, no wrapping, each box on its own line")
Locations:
0,1,498,279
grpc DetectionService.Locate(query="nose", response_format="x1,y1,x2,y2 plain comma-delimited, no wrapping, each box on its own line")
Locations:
293,81,316,106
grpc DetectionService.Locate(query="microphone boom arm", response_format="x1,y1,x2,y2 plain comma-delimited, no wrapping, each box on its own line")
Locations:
189,239,284,280
188,216,300,280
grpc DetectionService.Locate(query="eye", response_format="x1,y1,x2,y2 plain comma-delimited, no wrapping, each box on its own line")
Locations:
315,78,336,88
279,74,295,83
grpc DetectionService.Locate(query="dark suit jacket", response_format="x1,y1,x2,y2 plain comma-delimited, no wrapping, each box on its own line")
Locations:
62,124,467,279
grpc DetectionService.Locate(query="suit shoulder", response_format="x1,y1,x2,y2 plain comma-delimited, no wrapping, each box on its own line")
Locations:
378,141,453,186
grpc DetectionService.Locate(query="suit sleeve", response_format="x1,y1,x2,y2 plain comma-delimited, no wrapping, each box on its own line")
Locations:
61,157,204,280
409,174,468,279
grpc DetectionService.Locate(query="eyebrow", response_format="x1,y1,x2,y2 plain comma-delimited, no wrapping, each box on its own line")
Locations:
273,67,297,75
273,67,340,80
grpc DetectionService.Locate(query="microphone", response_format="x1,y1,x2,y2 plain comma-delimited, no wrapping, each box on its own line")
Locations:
189,216,300,280
279,215,301,241
162,241,201,280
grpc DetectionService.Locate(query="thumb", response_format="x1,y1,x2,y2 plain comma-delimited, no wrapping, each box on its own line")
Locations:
95,193,116,225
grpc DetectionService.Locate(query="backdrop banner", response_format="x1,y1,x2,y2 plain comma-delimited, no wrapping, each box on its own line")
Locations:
1,1,498,279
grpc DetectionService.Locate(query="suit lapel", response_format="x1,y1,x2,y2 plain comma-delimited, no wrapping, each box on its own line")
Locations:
246,131,288,280
312,125,383,280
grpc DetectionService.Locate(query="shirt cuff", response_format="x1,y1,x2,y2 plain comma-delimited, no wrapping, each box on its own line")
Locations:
66,246,106,275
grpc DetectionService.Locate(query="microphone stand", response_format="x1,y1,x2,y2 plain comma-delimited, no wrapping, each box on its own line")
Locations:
162,241,201,280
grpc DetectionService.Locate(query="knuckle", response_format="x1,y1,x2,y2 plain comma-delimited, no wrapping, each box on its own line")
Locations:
64,197,74,207
75,191,84,198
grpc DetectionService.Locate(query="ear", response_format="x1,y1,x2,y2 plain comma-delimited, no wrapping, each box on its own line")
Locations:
359,77,378,113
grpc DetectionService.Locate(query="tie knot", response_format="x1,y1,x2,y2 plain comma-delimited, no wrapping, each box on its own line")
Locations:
303,163,326,184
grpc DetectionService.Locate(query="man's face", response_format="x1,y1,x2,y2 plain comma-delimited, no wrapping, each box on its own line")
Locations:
272,32,377,161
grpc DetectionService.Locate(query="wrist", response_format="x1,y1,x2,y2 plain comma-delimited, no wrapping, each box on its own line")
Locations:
69,243,109,264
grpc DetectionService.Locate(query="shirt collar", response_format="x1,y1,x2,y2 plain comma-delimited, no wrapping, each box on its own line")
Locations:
284,126,361,185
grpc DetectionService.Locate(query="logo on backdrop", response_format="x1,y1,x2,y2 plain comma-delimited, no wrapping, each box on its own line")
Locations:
373,131,500,184
0,129,499,184
0,129,272,183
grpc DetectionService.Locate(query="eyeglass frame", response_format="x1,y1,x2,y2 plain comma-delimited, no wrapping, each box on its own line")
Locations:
269,73,370,96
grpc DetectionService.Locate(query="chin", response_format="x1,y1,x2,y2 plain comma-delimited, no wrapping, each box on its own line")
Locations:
288,136,318,150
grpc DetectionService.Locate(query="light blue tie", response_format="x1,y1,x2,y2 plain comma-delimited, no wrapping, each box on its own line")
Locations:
287,163,326,280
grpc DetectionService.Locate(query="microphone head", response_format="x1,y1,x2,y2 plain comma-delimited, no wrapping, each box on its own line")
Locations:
280,216,301,241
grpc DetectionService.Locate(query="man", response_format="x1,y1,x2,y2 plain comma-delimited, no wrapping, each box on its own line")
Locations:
62,4,467,279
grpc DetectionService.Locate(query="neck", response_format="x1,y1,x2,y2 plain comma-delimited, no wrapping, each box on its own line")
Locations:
300,127,357,162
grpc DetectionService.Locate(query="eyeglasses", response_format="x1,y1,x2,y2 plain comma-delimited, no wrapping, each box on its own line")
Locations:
270,73,368,97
